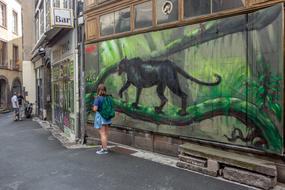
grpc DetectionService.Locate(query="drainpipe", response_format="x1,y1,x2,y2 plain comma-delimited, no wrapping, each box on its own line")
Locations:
77,0,86,144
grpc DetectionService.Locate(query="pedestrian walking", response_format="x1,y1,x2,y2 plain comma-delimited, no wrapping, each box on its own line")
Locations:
17,93,24,120
11,92,19,121
93,84,115,155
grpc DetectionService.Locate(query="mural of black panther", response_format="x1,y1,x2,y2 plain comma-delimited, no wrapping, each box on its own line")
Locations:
118,57,222,115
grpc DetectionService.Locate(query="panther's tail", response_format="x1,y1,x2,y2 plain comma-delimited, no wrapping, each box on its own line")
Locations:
175,65,222,86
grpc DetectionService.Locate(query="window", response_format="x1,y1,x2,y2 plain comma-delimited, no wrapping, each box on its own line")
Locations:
184,0,211,18
156,0,178,25
100,13,114,36
184,0,245,18
12,11,18,34
46,0,51,30
212,0,245,12
53,0,60,8
12,45,19,67
35,14,39,41
63,0,72,9
40,5,44,35
135,1,153,29
0,1,6,27
100,8,131,36
114,8,130,33
0,41,7,66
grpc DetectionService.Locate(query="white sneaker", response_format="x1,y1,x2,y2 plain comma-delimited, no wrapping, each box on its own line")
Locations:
96,148,108,155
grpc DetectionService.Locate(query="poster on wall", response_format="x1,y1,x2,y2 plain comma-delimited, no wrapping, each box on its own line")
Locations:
85,4,284,154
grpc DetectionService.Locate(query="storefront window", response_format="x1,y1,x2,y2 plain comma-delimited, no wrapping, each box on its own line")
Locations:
115,8,130,33
184,0,211,18
156,0,178,25
100,13,114,36
135,1,152,29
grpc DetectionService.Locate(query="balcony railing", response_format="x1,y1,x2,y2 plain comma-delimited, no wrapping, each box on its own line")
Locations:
0,62,8,69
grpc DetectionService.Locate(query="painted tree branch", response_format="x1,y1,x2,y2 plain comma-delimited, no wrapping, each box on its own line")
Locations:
112,97,282,153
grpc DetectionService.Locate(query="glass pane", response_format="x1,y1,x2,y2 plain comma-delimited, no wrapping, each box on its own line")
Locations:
156,0,178,25
53,0,60,8
212,0,245,12
0,3,5,27
100,13,114,36
184,0,211,18
13,12,18,33
115,8,130,33
46,0,50,30
35,17,39,41
63,0,72,9
135,1,152,29
40,8,44,35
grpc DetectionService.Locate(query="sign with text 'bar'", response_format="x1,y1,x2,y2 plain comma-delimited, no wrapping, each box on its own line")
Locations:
51,8,74,28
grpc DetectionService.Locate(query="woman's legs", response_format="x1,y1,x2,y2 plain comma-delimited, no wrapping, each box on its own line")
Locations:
99,125,108,149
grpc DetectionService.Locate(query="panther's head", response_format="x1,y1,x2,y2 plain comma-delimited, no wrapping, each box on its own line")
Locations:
118,57,128,75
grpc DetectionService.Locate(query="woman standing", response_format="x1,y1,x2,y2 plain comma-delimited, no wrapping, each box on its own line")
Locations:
93,84,113,154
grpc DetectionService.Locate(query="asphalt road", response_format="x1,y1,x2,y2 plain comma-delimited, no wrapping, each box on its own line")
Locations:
0,113,255,190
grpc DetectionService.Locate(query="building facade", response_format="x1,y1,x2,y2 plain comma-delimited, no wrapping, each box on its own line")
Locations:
0,0,22,110
84,0,285,182
31,0,82,140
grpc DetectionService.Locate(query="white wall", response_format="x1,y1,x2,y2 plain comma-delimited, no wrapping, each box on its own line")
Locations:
22,61,36,104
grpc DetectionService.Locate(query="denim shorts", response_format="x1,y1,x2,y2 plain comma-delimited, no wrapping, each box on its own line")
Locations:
94,112,112,129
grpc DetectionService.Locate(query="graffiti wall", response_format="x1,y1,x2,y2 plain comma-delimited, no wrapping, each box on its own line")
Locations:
52,60,75,131
85,4,284,154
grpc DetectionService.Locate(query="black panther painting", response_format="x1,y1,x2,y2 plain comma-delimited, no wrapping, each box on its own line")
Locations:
118,57,222,115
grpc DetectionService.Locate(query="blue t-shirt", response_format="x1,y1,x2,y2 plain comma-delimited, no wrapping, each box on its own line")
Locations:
93,96,104,112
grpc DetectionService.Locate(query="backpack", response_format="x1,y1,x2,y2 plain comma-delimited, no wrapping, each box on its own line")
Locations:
99,96,115,120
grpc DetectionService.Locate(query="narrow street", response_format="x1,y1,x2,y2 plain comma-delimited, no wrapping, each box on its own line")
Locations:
0,113,255,190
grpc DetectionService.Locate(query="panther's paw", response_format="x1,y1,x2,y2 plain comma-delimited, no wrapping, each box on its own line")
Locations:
131,103,139,109
155,107,163,113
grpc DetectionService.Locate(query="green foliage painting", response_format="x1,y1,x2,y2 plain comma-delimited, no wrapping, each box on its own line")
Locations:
85,4,284,154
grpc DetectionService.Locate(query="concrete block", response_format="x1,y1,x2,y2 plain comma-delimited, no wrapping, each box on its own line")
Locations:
177,161,218,177
108,128,133,146
276,163,285,183
207,159,219,172
154,135,180,156
223,167,276,190
133,131,153,151
178,154,207,167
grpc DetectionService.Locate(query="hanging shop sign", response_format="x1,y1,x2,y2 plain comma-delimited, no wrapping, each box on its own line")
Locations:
51,8,74,28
